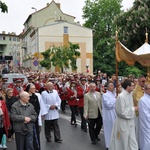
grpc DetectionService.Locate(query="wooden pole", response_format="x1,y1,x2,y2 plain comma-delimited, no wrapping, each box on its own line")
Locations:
115,30,119,96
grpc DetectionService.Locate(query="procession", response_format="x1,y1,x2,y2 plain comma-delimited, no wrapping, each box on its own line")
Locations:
0,69,149,150
1,0,150,150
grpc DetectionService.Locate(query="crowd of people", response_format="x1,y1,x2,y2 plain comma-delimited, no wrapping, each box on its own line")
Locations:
0,69,149,150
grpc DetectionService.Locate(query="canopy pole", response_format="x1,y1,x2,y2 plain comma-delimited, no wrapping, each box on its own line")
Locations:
146,67,150,84
115,30,119,96
145,28,148,43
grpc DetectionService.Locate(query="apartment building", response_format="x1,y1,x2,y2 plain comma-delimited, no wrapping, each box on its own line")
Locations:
0,31,21,71
20,0,93,73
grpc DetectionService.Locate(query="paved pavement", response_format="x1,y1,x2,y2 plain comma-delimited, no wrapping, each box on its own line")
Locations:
7,106,107,150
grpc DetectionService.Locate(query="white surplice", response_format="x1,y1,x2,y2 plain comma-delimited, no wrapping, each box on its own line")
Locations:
138,93,150,150
35,93,48,126
102,91,116,148
109,90,138,150
41,90,61,120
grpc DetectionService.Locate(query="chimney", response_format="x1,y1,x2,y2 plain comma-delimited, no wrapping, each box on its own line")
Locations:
2,31,5,34
56,3,60,9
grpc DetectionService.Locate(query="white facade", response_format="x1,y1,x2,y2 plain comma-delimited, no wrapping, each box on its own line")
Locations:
21,0,93,73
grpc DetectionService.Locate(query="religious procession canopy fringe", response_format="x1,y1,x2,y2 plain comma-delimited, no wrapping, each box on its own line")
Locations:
116,32,150,67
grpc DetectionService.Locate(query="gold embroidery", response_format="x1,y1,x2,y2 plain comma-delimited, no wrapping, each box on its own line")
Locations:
117,131,120,139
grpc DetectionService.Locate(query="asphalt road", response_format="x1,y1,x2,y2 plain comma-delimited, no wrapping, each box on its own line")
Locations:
7,106,107,150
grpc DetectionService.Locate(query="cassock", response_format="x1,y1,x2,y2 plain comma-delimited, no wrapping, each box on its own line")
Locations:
109,90,138,150
138,93,150,150
102,91,116,149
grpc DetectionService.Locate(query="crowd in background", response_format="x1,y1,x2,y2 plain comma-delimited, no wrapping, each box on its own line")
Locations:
0,68,149,150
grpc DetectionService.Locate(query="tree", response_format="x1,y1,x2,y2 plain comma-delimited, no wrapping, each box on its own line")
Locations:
115,0,149,75
82,0,122,76
125,66,143,77
116,0,150,50
40,42,80,72
0,1,8,13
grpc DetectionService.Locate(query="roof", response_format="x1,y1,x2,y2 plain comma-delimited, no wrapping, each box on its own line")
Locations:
38,21,93,31
24,1,75,25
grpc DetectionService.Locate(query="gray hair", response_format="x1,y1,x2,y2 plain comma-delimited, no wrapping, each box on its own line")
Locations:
20,91,29,99
6,88,13,95
90,82,96,86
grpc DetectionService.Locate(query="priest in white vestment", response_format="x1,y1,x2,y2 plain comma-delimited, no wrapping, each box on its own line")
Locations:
138,83,150,150
109,79,138,150
102,82,116,149
41,82,62,143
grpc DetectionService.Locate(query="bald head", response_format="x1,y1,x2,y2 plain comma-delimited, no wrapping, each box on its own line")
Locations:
20,91,30,104
46,82,54,90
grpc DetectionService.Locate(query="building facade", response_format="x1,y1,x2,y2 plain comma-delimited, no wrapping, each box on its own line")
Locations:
0,31,21,72
20,0,93,73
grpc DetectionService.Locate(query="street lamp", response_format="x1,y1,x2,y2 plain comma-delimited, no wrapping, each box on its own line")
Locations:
31,7,39,70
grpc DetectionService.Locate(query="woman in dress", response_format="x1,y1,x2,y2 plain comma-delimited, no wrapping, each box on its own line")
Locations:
25,83,40,150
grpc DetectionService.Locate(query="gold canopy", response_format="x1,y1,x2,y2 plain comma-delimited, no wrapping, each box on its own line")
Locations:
116,33,150,67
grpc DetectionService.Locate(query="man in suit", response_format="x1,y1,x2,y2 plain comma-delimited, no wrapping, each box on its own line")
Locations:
84,82,103,145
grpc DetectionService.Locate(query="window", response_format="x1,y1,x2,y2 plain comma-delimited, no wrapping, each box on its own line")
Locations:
17,53,20,57
13,37,16,41
17,38,20,42
64,26,68,34
3,37,5,40
9,37,11,41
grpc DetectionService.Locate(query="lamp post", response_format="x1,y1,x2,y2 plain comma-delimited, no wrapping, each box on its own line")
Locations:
31,7,39,70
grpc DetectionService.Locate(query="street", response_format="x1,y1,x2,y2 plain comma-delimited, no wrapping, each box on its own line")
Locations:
7,106,106,150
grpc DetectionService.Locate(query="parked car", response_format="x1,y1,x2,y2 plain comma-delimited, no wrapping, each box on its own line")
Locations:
2,73,28,86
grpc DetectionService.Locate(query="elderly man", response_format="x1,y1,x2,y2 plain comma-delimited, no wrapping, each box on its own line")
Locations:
109,79,138,150
102,81,116,150
138,84,150,150
84,82,102,145
11,91,37,150
41,82,62,143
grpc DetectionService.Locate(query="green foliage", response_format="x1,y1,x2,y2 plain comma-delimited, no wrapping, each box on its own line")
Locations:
83,0,149,76
125,66,143,77
115,0,150,75
115,0,150,50
40,49,52,69
83,0,122,75
0,1,8,13
40,43,80,72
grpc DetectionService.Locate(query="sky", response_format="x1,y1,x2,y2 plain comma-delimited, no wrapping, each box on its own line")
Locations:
0,0,134,35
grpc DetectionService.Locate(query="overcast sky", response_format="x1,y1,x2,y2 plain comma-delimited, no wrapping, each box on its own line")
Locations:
0,0,134,35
